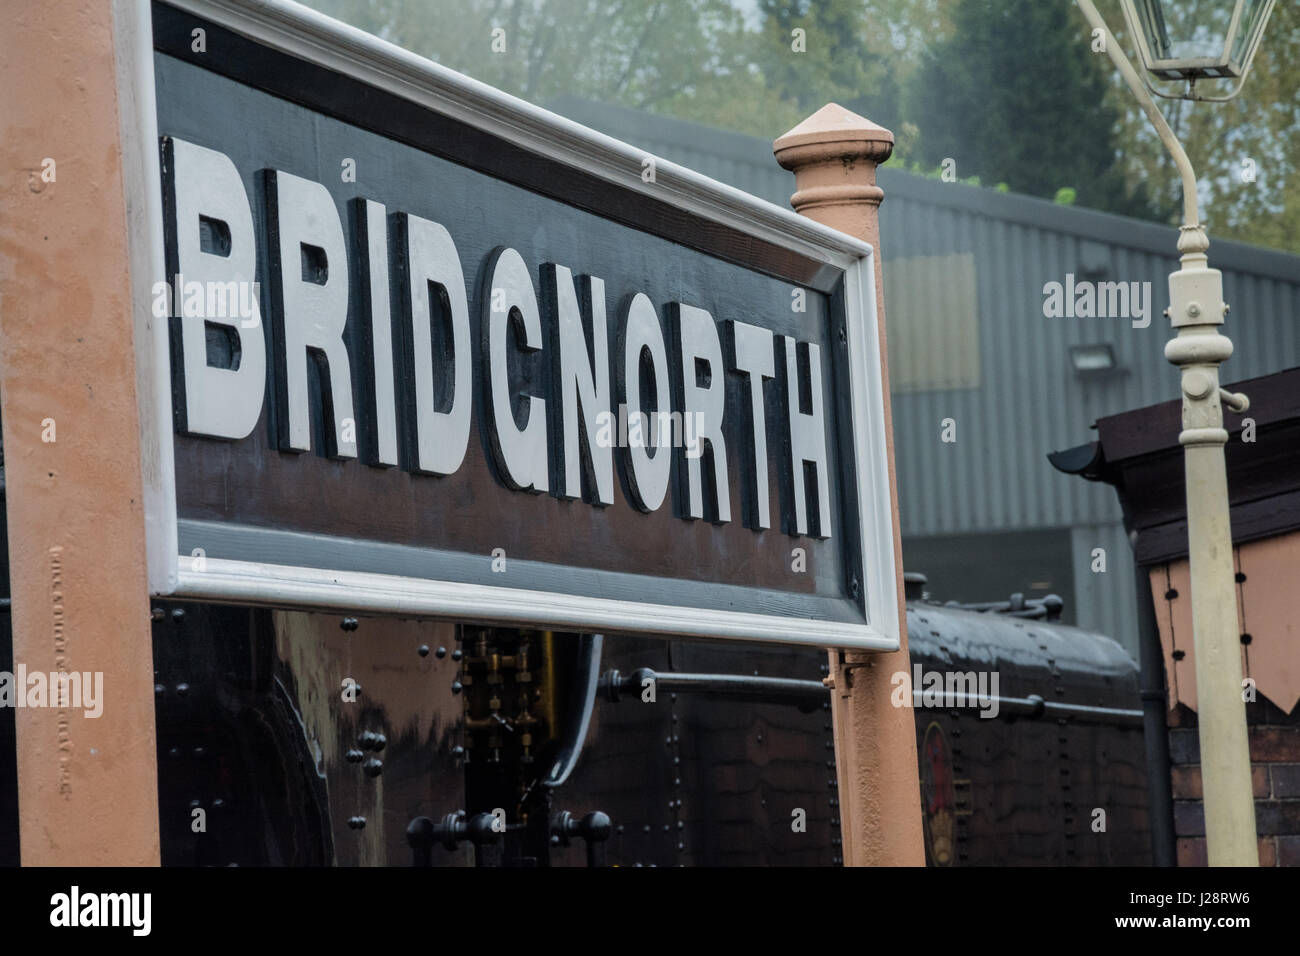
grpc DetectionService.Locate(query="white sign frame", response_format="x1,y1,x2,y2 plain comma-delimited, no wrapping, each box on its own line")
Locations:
114,0,900,652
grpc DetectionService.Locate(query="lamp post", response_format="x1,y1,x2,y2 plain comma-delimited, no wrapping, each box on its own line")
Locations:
1074,0,1276,867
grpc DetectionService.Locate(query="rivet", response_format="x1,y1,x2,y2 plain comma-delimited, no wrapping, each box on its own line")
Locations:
175,682,190,697
451,681,463,694
418,644,430,657
363,757,383,778
193,746,206,758
435,646,447,659
340,617,359,632
451,649,463,661
451,746,465,758
150,608,165,622
154,684,165,697
345,749,364,763
347,816,366,830
171,608,185,624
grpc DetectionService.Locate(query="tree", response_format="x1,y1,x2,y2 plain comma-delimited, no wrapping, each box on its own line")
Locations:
905,0,1154,217
309,0,795,128
305,0,1298,253
1096,0,1300,252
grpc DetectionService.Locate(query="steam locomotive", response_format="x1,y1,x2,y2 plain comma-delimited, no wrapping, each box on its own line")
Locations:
24,573,1139,868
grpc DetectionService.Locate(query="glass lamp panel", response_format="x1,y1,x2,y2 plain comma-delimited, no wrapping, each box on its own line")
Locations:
1140,0,1232,59
1229,0,1268,65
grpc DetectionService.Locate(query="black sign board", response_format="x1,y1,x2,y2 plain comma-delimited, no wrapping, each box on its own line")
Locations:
128,0,899,649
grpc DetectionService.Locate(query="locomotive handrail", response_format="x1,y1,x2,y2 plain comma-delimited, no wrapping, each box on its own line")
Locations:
912,690,1144,726
600,667,828,712
599,666,1143,726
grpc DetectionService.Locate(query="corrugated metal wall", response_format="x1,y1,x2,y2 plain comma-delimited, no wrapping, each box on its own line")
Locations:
548,98,1300,657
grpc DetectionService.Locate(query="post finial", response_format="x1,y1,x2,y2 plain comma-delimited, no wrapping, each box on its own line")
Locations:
773,104,894,237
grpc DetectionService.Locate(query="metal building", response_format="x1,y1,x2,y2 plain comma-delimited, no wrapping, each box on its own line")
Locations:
549,97,1300,657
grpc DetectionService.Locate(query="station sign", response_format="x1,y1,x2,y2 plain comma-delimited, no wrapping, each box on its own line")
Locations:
127,0,899,649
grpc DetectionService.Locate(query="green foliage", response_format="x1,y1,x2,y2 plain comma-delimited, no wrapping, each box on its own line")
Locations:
308,0,794,125
1094,0,1300,253
904,0,1152,218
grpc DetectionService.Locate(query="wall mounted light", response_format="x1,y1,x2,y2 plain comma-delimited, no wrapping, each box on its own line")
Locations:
1069,343,1119,377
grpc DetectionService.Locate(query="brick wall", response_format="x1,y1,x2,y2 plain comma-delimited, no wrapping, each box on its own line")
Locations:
1169,698,1300,866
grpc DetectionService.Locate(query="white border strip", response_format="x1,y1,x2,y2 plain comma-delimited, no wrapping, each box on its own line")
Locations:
178,556,897,651
114,0,178,593
846,256,902,655
131,0,901,652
